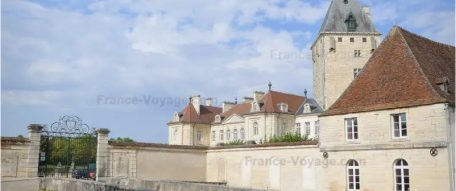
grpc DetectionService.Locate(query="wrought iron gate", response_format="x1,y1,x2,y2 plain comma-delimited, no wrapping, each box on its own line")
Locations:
38,116,97,179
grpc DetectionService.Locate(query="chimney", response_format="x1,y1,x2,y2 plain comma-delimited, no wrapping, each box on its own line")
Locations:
190,95,200,114
362,6,371,19
222,101,235,113
243,97,254,103
253,91,265,102
205,98,213,106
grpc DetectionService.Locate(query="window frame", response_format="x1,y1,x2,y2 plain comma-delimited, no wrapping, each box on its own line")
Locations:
233,129,238,140
212,131,216,141
196,131,202,142
353,68,362,78
240,128,245,140
305,122,311,136
345,118,359,142
220,130,224,141
226,129,231,140
253,122,259,136
394,159,410,191
315,120,320,138
296,123,301,135
346,160,360,191
391,113,407,139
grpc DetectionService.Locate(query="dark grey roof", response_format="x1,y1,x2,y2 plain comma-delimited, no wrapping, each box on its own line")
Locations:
296,98,324,115
319,0,377,33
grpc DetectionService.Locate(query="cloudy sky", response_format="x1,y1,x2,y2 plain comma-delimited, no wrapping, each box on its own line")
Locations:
2,0,454,142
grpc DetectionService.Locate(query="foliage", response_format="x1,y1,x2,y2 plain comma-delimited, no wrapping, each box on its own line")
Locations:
226,139,246,145
265,132,309,143
109,137,134,143
41,134,97,166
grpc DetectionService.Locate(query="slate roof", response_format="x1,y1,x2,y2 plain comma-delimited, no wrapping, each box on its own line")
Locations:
319,0,377,33
323,26,455,116
296,98,324,115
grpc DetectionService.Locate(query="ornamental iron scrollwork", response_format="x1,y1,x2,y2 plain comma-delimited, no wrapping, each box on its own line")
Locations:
42,115,96,136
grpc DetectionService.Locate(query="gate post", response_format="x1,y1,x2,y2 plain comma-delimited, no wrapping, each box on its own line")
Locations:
96,128,110,182
26,124,43,177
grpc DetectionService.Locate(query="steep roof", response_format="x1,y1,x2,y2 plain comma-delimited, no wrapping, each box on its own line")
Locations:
262,91,305,113
180,104,222,124
296,98,324,115
323,26,455,116
221,103,251,118
319,0,377,33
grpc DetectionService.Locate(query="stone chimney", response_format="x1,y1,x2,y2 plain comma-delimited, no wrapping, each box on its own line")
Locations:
243,97,254,103
253,91,265,102
362,6,370,19
205,98,213,106
222,101,235,113
191,95,200,114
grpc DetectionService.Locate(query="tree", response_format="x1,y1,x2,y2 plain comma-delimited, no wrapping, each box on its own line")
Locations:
110,137,134,143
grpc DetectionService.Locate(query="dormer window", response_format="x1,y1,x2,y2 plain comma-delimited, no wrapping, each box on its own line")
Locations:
173,112,180,122
303,103,311,113
344,0,348,4
436,77,450,93
277,103,288,112
251,101,260,112
215,115,221,123
345,13,357,32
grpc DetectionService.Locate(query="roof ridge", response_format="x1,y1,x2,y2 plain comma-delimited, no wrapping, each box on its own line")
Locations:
395,25,455,48
396,26,447,101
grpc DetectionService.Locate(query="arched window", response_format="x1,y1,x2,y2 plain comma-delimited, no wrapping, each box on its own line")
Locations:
253,122,259,135
233,129,238,140
394,159,409,191
240,128,245,139
346,160,360,191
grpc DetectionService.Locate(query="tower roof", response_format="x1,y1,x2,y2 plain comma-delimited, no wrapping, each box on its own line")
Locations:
319,0,377,33
322,26,455,116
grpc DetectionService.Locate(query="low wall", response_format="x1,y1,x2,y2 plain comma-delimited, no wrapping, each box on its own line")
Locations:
106,142,208,182
1,137,31,178
40,178,143,191
1,178,40,191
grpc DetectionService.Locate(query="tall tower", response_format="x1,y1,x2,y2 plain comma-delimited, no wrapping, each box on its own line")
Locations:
312,0,381,110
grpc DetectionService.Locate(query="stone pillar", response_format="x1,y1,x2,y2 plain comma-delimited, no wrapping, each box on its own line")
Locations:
26,124,43,177
96,128,110,182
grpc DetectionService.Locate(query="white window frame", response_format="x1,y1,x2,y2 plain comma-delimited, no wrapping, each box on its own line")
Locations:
315,120,320,138
233,129,238,140
345,118,358,141
346,160,360,191
391,113,407,139
212,131,216,141
394,159,410,191
240,128,245,139
305,122,311,136
220,130,224,141
296,123,301,135
354,68,362,78
196,131,202,142
253,122,259,136
226,129,231,140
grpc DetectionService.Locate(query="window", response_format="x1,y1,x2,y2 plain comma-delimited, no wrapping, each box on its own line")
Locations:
215,115,221,123
212,131,216,141
277,103,288,112
345,118,358,141
253,122,259,135
338,37,343,42
354,68,362,78
303,103,311,113
296,123,301,135
394,159,410,191
173,128,178,142
392,113,407,138
354,50,361,57
227,130,231,140
240,128,245,139
330,37,336,52
233,129,238,140
350,37,355,42
196,131,202,142
346,13,357,32
315,120,320,138
347,160,360,191
344,0,348,4
362,37,367,42
305,122,311,136
220,130,224,141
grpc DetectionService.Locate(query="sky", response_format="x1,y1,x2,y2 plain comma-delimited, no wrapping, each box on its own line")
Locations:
2,0,455,142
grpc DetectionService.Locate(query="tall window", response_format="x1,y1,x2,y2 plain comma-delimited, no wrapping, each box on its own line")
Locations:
212,131,216,141
196,131,202,142
305,122,311,136
346,13,357,32
233,129,238,140
253,122,259,135
354,68,362,78
394,159,410,191
226,130,231,140
347,160,360,191
296,123,301,135
315,120,320,138
173,128,178,142
240,128,245,139
392,113,407,138
345,118,358,141
220,130,224,141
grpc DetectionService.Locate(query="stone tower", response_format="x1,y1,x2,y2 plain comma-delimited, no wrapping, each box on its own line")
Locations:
312,0,381,110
